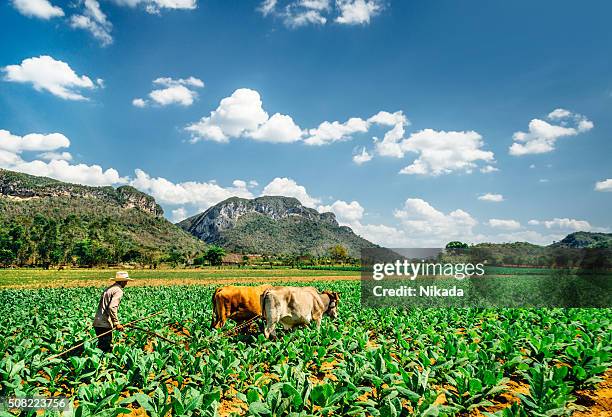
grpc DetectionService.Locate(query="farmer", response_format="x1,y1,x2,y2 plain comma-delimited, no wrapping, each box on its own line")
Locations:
93,271,133,353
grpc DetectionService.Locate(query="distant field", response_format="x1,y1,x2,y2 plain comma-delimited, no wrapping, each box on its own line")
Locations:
2,266,606,289
0,267,361,288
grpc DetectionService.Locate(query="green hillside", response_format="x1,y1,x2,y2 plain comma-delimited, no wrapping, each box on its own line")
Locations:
550,231,612,248
0,169,204,267
178,196,376,257
218,212,374,256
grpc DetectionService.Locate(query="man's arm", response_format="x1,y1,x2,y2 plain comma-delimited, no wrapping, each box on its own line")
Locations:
108,291,124,330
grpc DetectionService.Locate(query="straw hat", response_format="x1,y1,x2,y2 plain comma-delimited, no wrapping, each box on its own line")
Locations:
110,271,134,282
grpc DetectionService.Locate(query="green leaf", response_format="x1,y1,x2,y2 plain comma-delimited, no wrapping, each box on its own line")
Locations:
249,401,271,415
469,378,483,395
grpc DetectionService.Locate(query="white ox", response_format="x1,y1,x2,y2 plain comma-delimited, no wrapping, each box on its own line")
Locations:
260,286,340,339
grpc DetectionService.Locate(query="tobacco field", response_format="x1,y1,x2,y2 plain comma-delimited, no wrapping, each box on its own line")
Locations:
0,282,610,416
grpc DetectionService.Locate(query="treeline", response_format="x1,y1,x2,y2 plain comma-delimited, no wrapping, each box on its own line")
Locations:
0,215,360,269
224,244,360,268
443,242,611,269
0,215,194,268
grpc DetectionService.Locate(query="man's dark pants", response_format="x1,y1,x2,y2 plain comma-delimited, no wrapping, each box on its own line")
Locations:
94,327,113,353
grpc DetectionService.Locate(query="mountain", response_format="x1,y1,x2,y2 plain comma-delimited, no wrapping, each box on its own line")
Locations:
0,169,204,266
178,196,376,257
550,232,612,249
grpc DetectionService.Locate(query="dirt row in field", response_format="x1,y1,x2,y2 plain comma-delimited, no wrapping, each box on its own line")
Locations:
572,369,612,417
2,274,361,289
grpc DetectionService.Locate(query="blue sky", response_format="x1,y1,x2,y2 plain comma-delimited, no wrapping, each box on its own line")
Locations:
1,0,611,246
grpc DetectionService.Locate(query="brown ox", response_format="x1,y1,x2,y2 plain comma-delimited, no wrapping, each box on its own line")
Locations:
211,285,273,329
260,286,340,339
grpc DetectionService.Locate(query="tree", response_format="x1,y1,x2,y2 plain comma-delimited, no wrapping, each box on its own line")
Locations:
37,218,61,268
204,245,226,266
328,245,348,263
166,250,187,268
92,242,112,266
7,224,27,265
446,241,469,249
73,239,94,267
0,249,15,267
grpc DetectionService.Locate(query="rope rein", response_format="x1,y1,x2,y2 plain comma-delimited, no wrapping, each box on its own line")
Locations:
218,314,262,338
44,310,164,362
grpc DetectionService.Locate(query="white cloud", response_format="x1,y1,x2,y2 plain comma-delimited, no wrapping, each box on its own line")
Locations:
336,115,493,177
352,147,372,165
305,117,368,145
186,102,406,149
0,129,126,186
0,130,70,153
397,129,495,176
133,76,204,107
335,0,381,25
186,88,302,144
547,108,571,120
112,0,197,14
351,221,407,247
542,218,591,231
249,113,304,143
259,0,382,27
130,169,254,209
23,0,197,47
300,0,330,10
477,230,566,246
70,0,113,46
478,193,504,202
487,219,521,230
509,109,594,156
259,0,278,16
13,159,127,186
480,165,498,173
367,110,406,127
287,9,327,27
11,0,64,19
371,111,409,158
595,179,612,192
3,55,99,100
261,177,320,208
280,0,329,27
37,151,73,161
528,218,593,232
0,150,23,166
171,207,189,222
187,88,268,142
306,110,407,147
149,85,198,106
394,198,477,246
185,89,493,177
318,200,364,223
153,76,204,88
186,89,412,156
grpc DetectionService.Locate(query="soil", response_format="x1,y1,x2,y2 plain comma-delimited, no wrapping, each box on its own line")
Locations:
6,275,359,289
118,406,148,417
219,385,248,417
456,370,612,417
572,369,612,417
